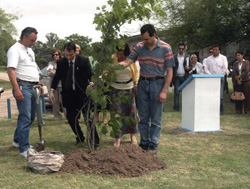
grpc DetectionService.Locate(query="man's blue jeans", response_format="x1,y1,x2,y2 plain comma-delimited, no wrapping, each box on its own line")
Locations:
13,81,36,153
137,78,165,148
173,76,186,111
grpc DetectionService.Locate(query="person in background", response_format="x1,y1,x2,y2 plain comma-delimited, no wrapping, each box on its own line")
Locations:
205,45,228,115
119,24,174,154
172,43,190,111
75,44,81,55
111,43,139,147
48,50,63,120
232,51,250,114
7,27,43,158
189,54,204,75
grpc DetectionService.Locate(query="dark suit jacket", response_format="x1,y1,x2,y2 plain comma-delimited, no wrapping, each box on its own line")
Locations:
172,53,190,82
51,55,92,108
233,60,250,83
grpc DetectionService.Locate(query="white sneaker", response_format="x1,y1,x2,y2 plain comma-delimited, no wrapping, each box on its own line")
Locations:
13,142,19,148
20,149,29,159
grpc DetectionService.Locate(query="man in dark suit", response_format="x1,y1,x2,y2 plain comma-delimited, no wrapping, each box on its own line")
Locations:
50,42,99,145
172,43,190,111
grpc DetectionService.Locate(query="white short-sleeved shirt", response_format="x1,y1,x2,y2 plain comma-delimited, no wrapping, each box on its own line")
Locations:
204,54,228,75
7,42,39,82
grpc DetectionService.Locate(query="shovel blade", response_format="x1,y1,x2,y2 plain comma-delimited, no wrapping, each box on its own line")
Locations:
36,140,45,152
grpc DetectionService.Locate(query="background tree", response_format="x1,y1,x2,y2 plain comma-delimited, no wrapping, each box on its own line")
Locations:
45,32,60,49
156,0,250,49
0,8,18,66
55,39,67,51
65,34,93,56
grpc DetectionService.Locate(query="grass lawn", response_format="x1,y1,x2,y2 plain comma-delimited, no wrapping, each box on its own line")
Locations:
0,66,7,72
0,78,249,188
0,79,12,90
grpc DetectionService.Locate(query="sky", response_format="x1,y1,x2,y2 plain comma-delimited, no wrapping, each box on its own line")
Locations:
0,0,140,43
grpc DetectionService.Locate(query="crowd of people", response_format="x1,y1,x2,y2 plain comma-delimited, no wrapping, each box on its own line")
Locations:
6,25,250,159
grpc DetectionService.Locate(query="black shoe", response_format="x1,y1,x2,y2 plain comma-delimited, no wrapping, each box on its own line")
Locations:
139,143,149,151
75,137,85,146
148,146,157,154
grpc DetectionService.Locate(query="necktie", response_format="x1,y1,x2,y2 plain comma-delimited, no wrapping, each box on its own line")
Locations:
64,61,73,90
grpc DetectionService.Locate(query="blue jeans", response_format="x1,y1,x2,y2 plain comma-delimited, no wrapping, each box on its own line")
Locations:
137,78,165,147
220,78,225,114
13,81,36,153
173,76,186,111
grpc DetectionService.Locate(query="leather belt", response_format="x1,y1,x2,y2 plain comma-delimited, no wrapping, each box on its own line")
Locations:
176,74,185,77
114,79,133,84
17,78,38,84
140,76,164,81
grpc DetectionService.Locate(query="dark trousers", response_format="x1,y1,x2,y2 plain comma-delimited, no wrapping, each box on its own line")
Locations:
224,74,229,94
173,76,186,111
220,78,225,115
66,106,99,144
235,81,250,114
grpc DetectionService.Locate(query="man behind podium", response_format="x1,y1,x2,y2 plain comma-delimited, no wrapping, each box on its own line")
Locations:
50,42,99,145
205,45,228,115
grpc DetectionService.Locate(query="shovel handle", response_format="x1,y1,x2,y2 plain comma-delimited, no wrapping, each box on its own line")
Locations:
38,125,42,141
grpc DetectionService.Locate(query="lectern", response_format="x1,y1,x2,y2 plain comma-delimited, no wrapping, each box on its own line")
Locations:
178,74,224,132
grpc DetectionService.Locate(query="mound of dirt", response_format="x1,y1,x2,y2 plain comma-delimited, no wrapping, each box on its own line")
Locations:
60,145,166,177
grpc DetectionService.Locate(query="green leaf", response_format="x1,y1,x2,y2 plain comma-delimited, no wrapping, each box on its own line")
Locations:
101,125,108,135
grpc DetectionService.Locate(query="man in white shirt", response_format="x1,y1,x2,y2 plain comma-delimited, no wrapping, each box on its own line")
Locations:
173,43,190,111
7,27,43,158
205,45,228,115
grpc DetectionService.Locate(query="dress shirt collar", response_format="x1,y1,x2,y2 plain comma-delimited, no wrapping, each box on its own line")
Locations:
177,53,185,58
68,56,76,65
143,37,161,49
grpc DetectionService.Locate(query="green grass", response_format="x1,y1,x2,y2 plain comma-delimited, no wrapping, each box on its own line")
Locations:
0,66,7,72
0,79,249,189
0,79,12,90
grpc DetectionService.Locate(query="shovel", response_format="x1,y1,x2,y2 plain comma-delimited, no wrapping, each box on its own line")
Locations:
33,85,45,152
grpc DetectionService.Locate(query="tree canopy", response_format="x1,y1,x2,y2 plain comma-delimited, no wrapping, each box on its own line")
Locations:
156,0,250,49
0,8,18,66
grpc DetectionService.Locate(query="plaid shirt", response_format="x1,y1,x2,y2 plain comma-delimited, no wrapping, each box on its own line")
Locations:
128,37,175,78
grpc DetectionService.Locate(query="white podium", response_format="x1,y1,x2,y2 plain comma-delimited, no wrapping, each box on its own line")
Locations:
178,74,224,132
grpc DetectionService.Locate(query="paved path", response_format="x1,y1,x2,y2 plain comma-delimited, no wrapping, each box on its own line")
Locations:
0,72,10,81
0,72,18,119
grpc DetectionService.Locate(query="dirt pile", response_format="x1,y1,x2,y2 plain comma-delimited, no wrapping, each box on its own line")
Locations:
60,145,166,177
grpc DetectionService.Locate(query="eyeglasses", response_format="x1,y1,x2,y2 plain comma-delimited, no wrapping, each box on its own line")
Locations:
53,54,59,56
179,48,185,50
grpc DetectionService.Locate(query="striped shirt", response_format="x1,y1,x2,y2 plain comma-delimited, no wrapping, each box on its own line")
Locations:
128,37,175,78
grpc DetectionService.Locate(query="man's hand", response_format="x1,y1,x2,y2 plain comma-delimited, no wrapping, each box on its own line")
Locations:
49,90,55,103
14,88,24,101
235,76,241,80
87,81,95,88
185,65,189,70
158,91,167,104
